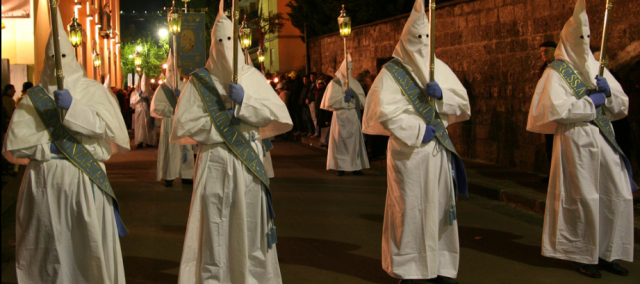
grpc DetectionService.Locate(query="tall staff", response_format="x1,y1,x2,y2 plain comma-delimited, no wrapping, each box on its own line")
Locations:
598,0,612,79
337,5,352,106
48,0,65,120
428,0,436,104
232,0,240,109
168,1,184,91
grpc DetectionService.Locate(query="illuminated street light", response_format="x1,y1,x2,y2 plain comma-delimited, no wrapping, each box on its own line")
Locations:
93,51,101,67
68,16,83,57
162,63,168,69
158,28,169,38
240,16,252,50
136,45,143,52
128,54,133,59
338,5,352,38
150,78,156,84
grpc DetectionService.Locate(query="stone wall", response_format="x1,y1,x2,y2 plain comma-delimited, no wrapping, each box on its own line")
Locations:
308,0,640,174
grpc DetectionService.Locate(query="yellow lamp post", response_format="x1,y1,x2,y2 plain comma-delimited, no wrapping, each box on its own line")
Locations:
68,16,83,58
337,4,352,105
168,0,182,89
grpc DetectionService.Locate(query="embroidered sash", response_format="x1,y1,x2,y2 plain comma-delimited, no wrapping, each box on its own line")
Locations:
160,84,178,110
27,86,128,237
190,69,278,247
549,60,638,191
384,58,468,199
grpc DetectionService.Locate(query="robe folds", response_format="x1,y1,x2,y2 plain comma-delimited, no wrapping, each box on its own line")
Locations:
151,81,195,181
171,66,291,284
363,59,470,279
131,81,157,146
528,67,634,264
3,80,129,283
320,78,369,171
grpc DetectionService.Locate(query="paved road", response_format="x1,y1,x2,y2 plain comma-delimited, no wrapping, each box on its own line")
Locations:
1,141,639,283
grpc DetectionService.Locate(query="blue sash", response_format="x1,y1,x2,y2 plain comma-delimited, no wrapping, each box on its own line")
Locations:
549,60,638,191
385,59,468,211
160,84,178,110
27,86,128,237
190,69,278,247
262,138,274,152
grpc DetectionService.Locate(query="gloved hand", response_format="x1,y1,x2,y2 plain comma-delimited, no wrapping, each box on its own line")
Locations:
422,125,437,143
589,91,606,108
50,142,63,155
53,89,73,110
344,89,356,103
174,88,181,97
229,82,245,104
595,76,611,96
228,109,241,125
426,82,443,100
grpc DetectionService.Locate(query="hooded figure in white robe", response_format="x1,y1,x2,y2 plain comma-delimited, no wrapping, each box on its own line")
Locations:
362,0,470,281
1,9,129,283
527,0,636,273
131,73,157,146
151,51,195,184
171,1,292,283
321,54,370,174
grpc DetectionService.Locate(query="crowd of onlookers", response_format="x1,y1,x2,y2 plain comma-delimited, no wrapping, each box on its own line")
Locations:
263,69,387,160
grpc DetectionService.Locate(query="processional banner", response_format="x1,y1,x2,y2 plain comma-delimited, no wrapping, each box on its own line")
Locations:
176,11,206,76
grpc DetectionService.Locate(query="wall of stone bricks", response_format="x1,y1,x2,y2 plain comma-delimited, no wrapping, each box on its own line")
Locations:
308,0,640,174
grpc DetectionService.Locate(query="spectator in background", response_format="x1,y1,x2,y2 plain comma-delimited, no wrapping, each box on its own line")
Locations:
300,76,315,136
316,76,333,147
276,82,290,104
2,84,16,124
307,72,319,137
16,82,34,107
288,71,306,135
538,41,557,183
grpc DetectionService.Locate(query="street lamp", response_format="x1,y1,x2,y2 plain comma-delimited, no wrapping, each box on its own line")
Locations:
134,50,143,74
162,63,168,69
68,16,83,58
337,4,352,104
150,78,156,84
158,28,169,38
167,0,182,89
257,47,265,74
136,45,143,52
240,16,252,50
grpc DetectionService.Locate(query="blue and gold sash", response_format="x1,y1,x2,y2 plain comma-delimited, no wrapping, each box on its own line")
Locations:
160,84,178,110
549,60,638,191
27,86,128,237
384,58,469,200
190,69,278,247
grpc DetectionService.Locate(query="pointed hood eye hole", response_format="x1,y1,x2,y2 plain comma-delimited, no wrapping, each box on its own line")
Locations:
51,55,55,58
418,35,422,38
587,34,590,38
580,35,584,39
218,38,223,42
62,54,66,58
426,34,429,38
227,36,231,41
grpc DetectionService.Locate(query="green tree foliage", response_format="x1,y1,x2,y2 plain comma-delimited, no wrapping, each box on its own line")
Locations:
286,0,455,39
121,37,170,83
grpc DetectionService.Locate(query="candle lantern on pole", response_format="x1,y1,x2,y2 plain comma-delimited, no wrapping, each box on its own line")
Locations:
257,47,265,74
337,4,352,104
92,51,101,80
167,1,182,89
240,16,252,50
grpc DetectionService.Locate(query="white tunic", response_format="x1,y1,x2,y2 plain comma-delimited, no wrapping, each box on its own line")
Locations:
320,78,369,171
131,87,157,146
363,59,470,279
172,67,291,284
528,67,634,264
3,81,129,284
151,81,195,181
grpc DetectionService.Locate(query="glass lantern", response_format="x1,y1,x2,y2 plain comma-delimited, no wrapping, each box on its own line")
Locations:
68,17,83,48
338,5,351,38
240,16,252,50
93,52,101,67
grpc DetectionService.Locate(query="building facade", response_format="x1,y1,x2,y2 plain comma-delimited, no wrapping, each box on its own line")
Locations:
257,0,306,75
2,0,122,89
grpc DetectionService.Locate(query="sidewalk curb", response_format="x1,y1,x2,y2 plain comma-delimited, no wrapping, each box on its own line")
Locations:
300,136,640,244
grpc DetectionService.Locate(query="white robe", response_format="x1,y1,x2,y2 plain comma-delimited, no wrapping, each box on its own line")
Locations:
3,81,129,284
320,78,369,171
171,67,291,284
151,81,195,181
363,59,470,279
131,89,157,145
528,67,634,264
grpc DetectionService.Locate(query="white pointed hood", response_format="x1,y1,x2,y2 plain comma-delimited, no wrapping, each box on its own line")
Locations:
165,49,179,89
555,0,598,87
139,72,153,98
393,0,432,87
103,74,111,89
40,9,85,96
205,0,246,86
3,7,130,162
335,53,354,87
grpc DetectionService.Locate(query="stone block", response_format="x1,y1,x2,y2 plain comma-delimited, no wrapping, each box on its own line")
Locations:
499,5,515,23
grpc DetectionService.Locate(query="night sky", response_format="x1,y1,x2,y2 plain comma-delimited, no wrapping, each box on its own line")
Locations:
120,0,167,14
